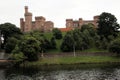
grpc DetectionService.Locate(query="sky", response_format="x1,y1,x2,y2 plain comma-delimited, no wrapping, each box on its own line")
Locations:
0,0,120,28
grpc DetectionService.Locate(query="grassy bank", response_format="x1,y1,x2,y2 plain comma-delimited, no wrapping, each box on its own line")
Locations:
21,56,120,67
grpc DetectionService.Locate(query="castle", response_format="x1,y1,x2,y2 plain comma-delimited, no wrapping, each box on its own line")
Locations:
66,16,99,29
20,6,54,32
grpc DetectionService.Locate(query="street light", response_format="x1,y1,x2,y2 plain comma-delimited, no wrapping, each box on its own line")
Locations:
73,41,76,57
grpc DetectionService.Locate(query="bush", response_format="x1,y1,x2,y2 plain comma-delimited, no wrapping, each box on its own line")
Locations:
109,39,120,55
19,36,40,61
11,45,26,66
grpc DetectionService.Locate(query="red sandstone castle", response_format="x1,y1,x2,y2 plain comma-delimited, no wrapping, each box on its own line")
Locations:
66,16,99,29
20,6,54,32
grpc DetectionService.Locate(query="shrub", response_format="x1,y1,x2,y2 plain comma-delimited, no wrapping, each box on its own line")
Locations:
109,39,120,55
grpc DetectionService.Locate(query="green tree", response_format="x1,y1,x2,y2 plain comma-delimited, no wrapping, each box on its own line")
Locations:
81,24,96,36
19,36,40,61
61,32,74,52
109,39,120,55
98,12,120,38
11,45,26,66
5,37,19,53
72,29,86,50
52,28,62,39
99,37,109,49
0,23,22,48
50,37,56,49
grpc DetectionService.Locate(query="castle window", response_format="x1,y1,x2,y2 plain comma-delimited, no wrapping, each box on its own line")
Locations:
67,23,71,27
73,23,79,27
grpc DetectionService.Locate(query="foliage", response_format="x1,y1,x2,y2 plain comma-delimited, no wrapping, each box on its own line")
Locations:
61,24,98,52
10,45,26,66
5,37,19,53
50,37,56,49
0,23,22,48
18,36,40,61
61,31,74,52
109,39,120,54
73,29,89,50
52,28,63,39
97,12,120,38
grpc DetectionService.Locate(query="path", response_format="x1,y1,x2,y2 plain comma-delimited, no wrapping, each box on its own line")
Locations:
40,52,117,58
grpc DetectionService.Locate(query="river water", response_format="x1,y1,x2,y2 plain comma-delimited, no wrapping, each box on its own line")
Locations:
0,64,120,80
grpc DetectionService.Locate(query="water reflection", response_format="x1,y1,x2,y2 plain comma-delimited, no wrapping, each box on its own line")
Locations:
1,64,120,80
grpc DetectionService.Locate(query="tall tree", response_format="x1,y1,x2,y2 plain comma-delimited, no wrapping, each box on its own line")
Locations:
61,32,74,52
97,12,120,38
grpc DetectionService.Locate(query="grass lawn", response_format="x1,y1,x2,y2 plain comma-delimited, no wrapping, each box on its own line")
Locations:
80,48,108,53
22,56,120,67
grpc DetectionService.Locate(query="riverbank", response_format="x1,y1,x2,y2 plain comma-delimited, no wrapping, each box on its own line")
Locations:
21,56,120,68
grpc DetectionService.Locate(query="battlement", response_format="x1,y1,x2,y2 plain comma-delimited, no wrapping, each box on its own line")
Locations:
66,19,73,21
35,16,46,21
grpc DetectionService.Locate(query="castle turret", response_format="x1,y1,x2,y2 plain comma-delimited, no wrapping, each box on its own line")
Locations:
24,6,32,32
66,19,73,28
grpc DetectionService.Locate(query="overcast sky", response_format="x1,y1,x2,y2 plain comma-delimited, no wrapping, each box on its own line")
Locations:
0,0,120,28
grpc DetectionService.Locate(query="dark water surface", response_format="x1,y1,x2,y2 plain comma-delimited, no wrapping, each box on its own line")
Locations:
0,64,120,80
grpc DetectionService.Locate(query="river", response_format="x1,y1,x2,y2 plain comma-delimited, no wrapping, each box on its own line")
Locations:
0,64,119,80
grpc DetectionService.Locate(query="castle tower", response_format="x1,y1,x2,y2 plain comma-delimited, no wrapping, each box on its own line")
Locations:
66,19,73,28
35,16,46,32
20,6,54,32
24,6,32,32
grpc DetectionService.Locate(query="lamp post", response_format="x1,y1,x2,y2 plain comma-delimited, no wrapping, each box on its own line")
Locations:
73,41,76,57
